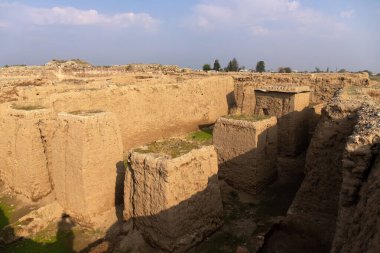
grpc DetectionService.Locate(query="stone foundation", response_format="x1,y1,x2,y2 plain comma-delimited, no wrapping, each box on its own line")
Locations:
125,145,223,252
51,111,123,223
213,116,277,194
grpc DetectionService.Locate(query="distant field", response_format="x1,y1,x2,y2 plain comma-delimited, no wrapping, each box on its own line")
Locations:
370,75,380,82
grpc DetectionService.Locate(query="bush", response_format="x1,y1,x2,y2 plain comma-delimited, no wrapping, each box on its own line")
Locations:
203,64,211,71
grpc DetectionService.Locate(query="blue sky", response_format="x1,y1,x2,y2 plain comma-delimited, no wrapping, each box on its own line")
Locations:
0,0,379,72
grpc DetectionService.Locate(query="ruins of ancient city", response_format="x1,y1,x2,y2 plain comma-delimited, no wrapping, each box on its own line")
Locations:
0,59,378,253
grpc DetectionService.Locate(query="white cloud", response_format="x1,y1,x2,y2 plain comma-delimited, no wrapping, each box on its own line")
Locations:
189,0,348,37
0,3,160,29
340,10,355,19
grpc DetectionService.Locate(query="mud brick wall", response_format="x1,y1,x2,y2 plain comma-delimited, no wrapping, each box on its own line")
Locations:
51,111,123,222
213,116,277,194
0,106,53,200
125,146,223,252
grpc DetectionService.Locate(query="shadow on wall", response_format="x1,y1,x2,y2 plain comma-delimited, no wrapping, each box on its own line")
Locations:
80,174,223,253
216,123,278,195
226,91,236,111
0,211,76,253
258,107,358,253
256,107,320,157
115,161,126,221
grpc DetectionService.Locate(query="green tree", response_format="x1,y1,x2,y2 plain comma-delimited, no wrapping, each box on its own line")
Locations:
213,59,221,71
256,61,265,73
278,67,292,73
338,68,347,73
202,64,211,71
225,58,239,72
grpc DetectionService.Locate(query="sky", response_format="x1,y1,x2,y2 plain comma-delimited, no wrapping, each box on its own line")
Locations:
0,0,379,72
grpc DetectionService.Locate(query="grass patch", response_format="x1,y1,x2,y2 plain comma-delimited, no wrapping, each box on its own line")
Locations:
69,109,104,116
134,139,201,158
135,127,213,158
224,114,271,122
0,199,13,229
11,105,45,111
186,128,213,145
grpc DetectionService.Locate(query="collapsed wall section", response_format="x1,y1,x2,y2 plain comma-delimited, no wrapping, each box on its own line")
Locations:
213,116,277,194
51,111,123,223
0,105,53,200
125,145,223,252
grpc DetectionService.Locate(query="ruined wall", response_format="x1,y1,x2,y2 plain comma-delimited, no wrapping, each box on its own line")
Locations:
259,99,362,252
51,112,123,223
213,116,277,194
25,76,234,151
331,104,380,253
254,91,310,156
0,106,53,200
234,73,369,112
125,146,223,252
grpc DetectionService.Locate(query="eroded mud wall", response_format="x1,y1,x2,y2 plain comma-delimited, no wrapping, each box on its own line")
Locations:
254,91,310,156
51,112,123,222
259,99,361,252
125,146,223,252
0,107,53,200
234,73,369,112
213,117,277,193
44,76,234,151
331,105,380,253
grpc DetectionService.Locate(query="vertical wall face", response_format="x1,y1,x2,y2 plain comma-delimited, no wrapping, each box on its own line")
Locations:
52,112,123,221
126,146,223,252
46,76,235,151
254,91,310,156
331,105,380,253
213,117,278,193
0,106,53,200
